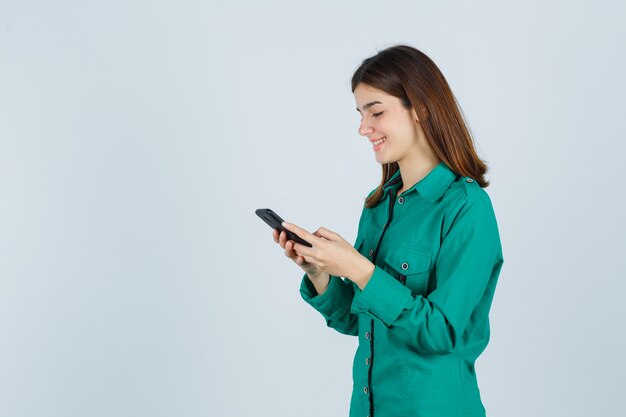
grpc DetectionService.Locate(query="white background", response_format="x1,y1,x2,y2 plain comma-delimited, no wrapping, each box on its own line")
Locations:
1,1,625,416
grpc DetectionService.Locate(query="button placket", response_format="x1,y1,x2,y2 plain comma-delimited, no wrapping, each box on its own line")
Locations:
359,183,396,417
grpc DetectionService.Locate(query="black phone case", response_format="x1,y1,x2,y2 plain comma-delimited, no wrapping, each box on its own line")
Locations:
255,208,313,247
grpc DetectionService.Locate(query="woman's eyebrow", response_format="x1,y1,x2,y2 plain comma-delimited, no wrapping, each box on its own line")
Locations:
356,101,382,113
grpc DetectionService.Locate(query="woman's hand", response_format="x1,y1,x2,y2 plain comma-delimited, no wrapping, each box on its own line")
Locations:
272,227,322,277
280,221,375,287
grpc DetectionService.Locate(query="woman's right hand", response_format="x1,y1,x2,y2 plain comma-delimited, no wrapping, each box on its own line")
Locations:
273,228,322,276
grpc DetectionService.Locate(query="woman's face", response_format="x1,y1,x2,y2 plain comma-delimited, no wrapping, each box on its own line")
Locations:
354,83,421,165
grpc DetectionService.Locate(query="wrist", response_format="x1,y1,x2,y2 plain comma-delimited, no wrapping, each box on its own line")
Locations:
350,257,375,290
308,270,329,281
308,272,330,295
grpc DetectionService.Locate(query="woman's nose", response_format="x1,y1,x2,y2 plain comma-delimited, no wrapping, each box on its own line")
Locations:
358,120,373,137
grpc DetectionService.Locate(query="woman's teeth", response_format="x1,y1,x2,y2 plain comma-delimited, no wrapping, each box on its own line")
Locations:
373,137,386,145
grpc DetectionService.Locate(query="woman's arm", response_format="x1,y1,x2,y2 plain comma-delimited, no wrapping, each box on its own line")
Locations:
350,194,504,354
300,271,359,336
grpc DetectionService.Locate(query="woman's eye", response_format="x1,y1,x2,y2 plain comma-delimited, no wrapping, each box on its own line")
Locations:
373,112,384,118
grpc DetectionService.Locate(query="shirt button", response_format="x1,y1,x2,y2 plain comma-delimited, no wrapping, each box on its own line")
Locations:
365,357,370,365
363,386,368,394
368,249,374,256
398,196,405,204
365,331,370,339
401,262,409,270
465,178,474,182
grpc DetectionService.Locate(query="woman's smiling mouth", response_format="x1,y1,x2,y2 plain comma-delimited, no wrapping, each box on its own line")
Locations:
372,136,387,151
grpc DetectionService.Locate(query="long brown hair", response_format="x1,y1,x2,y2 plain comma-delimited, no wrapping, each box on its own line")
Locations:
351,44,490,208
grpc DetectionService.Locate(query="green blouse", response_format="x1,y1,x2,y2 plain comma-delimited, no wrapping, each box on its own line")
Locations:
300,161,504,417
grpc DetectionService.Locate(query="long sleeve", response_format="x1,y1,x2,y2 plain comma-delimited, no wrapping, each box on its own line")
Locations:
350,195,504,355
299,273,359,336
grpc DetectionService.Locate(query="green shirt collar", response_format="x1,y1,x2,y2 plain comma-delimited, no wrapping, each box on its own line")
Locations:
382,161,459,202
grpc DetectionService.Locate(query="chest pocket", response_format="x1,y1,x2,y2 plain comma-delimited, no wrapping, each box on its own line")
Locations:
384,247,432,295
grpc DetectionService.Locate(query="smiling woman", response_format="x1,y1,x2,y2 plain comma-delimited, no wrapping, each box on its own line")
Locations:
352,45,489,209
292,44,505,417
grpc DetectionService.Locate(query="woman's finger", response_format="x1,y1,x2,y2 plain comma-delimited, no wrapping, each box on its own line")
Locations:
281,222,317,247
287,241,299,260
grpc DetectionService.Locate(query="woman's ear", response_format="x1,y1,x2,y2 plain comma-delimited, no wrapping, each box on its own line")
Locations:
412,105,429,122
411,107,420,123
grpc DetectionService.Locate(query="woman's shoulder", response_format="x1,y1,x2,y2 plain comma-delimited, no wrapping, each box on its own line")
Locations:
441,175,503,258
444,175,494,209
440,175,500,234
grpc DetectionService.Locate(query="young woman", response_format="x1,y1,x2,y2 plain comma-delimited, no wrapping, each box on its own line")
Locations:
273,44,504,417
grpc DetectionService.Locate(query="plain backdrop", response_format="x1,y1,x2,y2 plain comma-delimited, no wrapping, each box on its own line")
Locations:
1,1,625,416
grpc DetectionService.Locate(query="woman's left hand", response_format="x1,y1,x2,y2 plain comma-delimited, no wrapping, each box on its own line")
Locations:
281,221,375,287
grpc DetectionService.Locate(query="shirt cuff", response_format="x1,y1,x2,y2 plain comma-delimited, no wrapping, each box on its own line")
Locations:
299,273,355,320
350,265,413,327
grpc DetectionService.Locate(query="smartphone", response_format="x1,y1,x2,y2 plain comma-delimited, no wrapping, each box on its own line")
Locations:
255,208,312,247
